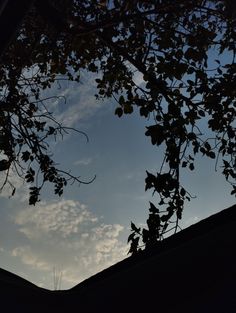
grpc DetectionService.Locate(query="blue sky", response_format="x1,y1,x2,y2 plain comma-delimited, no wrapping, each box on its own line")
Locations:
0,71,234,290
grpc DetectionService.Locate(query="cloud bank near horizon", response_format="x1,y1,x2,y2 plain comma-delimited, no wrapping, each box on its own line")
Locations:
11,198,127,289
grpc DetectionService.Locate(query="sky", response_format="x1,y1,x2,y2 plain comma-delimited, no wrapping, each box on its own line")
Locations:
0,71,235,290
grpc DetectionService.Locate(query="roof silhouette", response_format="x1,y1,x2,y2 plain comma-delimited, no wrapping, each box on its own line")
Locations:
71,203,236,291
1,203,235,312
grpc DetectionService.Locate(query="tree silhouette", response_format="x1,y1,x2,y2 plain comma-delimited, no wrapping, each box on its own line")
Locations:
0,1,235,249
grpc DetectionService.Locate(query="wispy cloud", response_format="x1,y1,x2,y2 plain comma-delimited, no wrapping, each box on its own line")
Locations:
47,74,108,129
73,157,93,166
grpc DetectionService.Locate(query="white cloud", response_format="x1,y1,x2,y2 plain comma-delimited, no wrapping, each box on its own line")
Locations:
15,199,98,239
180,215,200,229
11,246,51,272
12,199,127,289
74,157,93,166
48,74,107,128
92,223,124,239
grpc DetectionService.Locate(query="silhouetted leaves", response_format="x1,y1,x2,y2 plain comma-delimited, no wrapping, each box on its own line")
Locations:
128,237,140,255
29,187,40,205
149,202,159,214
0,1,234,230
0,160,10,171
231,186,236,196
25,167,35,183
21,151,31,163
127,232,136,243
128,221,141,255
131,222,140,234
145,125,165,146
189,163,194,171
115,107,123,118
208,151,216,159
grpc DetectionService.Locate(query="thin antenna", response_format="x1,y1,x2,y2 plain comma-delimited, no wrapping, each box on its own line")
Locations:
53,266,63,290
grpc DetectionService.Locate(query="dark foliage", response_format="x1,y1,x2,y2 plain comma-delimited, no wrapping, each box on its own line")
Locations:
0,1,235,250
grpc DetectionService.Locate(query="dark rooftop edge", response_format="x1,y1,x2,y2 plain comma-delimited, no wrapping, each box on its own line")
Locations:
70,203,236,292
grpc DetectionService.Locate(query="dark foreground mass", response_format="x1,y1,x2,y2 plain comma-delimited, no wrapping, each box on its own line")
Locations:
1,204,236,313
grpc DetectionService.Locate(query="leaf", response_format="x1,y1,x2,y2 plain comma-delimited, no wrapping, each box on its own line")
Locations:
25,167,35,183
161,214,169,222
127,232,136,243
123,104,133,114
48,126,55,135
128,237,140,255
187,79,194,86
200,147,206,155
115,107,123,117
198,110,205,117
188,132,196,140
142,228,149,243
208,151,216,159
0,160,10,171
118,95,125,105
193,144,199,154
187,67,194,74
204,142,211,151
145,171,156,191
230,186,236,195
149,201,159,213
145,125,165,146
29,187,40,205
180,187,186,197
25,174,34,183
223,160,230,167
140,106,149,117
189,154,194,161
131,222,140,233
185,47,198,60
22,151,31,162
189,163,194,171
